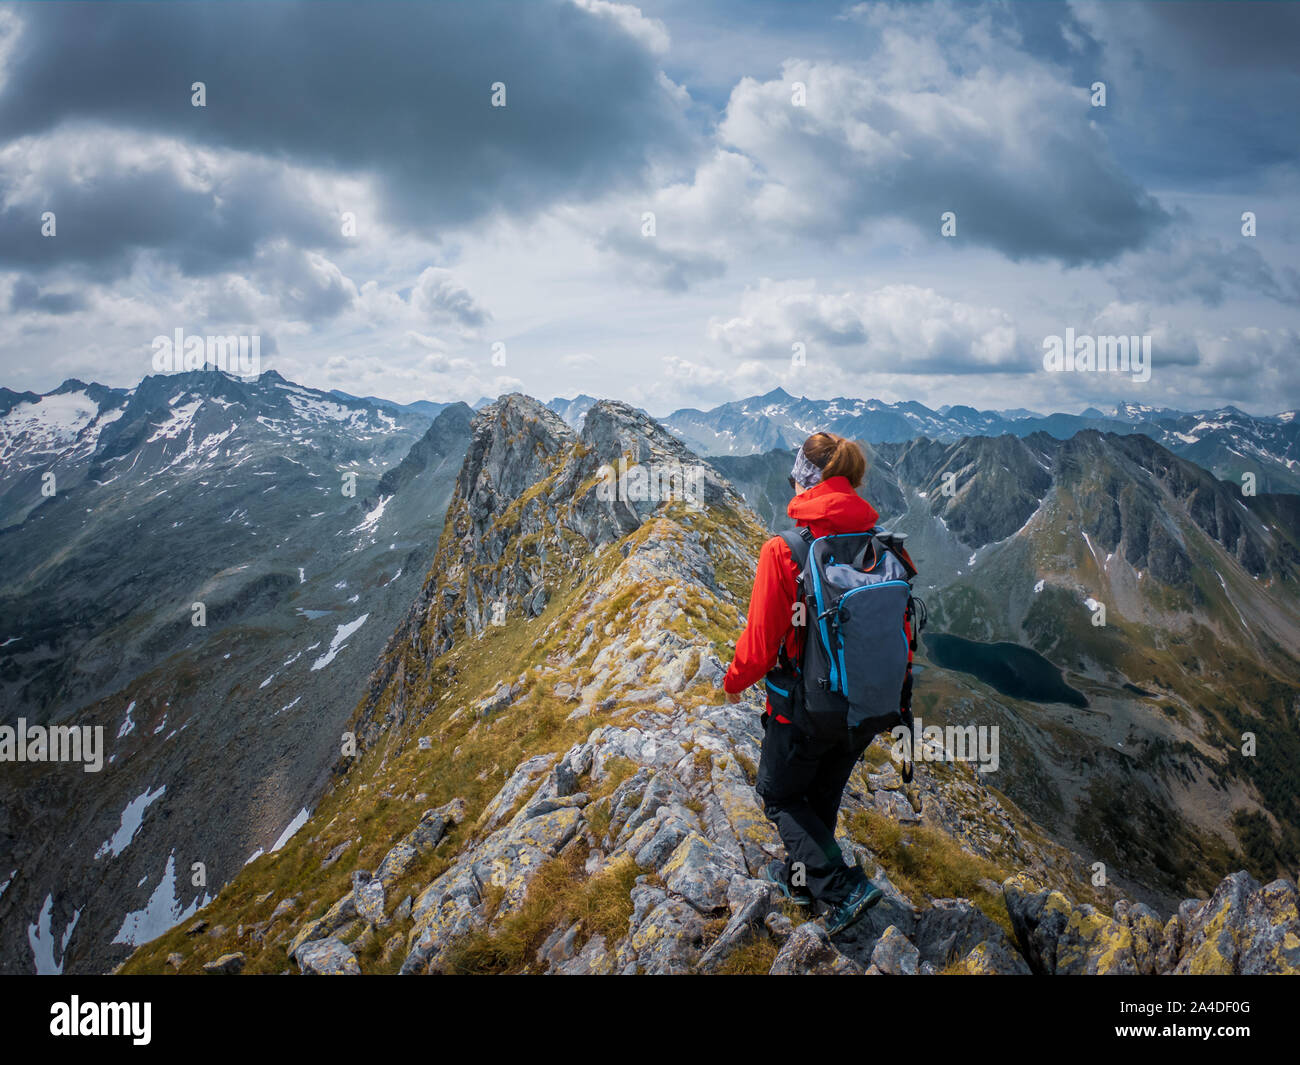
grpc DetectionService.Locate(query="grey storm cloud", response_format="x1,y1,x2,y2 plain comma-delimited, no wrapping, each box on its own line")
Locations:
932,151,1169,266
8,277,85,314
0,146,347,278
254,244,358,321
1139,1,1300,69
1076,1,1300,183
1110,236,1300,309
717,56,1174,267
0,1,693,268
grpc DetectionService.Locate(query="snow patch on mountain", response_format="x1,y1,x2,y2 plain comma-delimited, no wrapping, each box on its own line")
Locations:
94,785,166,860
0,388,120,468
147,399,203,443
111,853,209,948
28,893,81,974
311,614,370,670
117,701,137,739
352,495,392,537
271,808,310,851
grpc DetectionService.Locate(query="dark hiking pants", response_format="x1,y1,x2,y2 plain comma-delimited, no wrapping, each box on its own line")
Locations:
755,713,873,908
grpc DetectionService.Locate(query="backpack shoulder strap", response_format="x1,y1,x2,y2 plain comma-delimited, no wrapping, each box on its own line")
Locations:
775,527,813,674
778,525,813,571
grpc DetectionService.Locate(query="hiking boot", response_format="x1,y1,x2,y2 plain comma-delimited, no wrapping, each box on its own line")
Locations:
761,860,813,908
823,878,883,936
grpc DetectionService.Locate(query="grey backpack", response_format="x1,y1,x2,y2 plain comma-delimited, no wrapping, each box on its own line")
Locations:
773,526,923,771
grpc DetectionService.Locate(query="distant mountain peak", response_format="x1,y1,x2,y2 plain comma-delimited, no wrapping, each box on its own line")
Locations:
51,378,91,394
659,390,1300,494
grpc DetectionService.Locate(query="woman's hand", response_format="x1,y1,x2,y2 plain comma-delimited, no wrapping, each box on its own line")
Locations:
726,690,742,704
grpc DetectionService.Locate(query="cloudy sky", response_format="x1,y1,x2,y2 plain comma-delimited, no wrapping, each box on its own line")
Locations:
1,0,1297,416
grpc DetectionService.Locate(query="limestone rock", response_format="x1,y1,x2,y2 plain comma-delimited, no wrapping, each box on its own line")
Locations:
355,875,387,926
553,934,617,975
629,892,706,974
914,897,1016,971
696,877,774,973
296,937,361,975
770,923,864,975
662,832,739,913
870,924,920,975
202,952,245,975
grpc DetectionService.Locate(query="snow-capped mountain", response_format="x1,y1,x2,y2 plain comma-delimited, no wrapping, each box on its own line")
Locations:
0,371,428,528
544,394,601,429
664,389,1300,494
0,369,474,974
0,380,132,527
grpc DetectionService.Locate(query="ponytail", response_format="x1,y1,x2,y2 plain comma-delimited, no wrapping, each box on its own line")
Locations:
801,432,867,488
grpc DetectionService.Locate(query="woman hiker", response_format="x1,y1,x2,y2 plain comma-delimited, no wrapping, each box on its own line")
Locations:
723,431,887,936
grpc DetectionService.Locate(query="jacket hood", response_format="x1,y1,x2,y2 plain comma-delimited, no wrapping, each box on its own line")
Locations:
786,475,879,535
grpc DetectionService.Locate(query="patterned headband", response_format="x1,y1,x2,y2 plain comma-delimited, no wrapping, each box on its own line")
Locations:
790,444,824,490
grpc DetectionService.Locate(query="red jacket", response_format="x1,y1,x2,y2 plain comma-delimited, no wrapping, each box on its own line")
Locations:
723,476,880,694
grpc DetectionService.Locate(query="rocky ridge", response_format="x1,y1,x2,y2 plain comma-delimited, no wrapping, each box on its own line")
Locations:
119,397,1300,975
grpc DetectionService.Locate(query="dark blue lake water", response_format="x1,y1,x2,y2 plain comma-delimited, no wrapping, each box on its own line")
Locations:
923,632,1088,707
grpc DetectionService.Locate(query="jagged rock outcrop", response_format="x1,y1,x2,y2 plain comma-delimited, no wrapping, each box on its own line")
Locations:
353,395,738,744
1003,868,1300,975
883,434,1054,549
369,401,474,502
